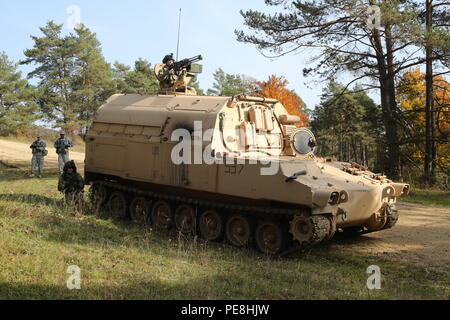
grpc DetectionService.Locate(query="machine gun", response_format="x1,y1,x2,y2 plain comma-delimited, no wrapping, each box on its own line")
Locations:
169,55,203,73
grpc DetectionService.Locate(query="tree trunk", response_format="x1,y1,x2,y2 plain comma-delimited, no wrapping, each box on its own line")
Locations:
385,23,402,180
364,144,369,168
425,0,436,186
371,27,401,180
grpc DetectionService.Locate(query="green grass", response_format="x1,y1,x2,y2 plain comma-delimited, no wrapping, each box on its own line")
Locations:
0,163,449,300
403,188,450,208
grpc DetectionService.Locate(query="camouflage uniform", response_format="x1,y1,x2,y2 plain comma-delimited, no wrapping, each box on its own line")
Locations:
157,65,179,90
54,136,74,174
157,53,182,91
30,139,47,177
58,160,85,208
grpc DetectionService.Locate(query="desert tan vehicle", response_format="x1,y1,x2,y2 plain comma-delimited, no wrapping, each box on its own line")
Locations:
84,61,409,255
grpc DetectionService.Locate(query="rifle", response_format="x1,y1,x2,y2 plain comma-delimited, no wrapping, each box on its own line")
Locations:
169,55,203,72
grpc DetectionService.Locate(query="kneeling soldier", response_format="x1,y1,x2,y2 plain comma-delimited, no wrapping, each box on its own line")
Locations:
58,160,85,209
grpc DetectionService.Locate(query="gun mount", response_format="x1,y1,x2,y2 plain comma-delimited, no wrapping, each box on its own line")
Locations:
155,55,203,96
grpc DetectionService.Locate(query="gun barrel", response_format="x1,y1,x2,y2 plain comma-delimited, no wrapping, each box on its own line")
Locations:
170,55,203,71
187,55,203,63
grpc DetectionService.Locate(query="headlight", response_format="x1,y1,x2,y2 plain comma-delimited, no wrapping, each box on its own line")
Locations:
291,128,317,155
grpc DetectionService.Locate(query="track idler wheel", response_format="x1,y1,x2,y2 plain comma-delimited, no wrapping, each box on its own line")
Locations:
151,201,173,229
226,215,251,247
174,205,196,234
255,221,286,255
199,210,224,241
364,207,389,232
289,213,329,247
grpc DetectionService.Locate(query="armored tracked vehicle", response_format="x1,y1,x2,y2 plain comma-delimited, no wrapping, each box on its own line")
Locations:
84,58,409,255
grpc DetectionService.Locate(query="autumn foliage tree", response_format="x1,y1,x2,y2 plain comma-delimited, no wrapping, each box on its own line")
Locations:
253,75,308,127
397,68,450,180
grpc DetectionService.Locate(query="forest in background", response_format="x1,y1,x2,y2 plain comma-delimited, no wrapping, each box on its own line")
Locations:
0,0,449,188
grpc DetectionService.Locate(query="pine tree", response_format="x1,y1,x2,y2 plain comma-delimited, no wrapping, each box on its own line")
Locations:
22,21,114,133
0,52,39,135
22,21,77,131
71,25,115,132
207,68,254,96
312,81,382,169
112,61,132,93
113,59,160,95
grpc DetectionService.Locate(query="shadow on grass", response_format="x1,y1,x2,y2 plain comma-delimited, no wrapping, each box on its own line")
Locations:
0,272,332,300
0,193,60,206
0,167,61,182
0,258,447,300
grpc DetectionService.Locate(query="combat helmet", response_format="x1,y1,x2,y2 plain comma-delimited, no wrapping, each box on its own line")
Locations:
63,160,77,173
163,53,175,64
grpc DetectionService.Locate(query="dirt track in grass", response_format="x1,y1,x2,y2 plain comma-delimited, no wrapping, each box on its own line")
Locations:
0,139,85,171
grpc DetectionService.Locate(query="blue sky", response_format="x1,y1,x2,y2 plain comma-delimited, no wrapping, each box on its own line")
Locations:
0,0,358,108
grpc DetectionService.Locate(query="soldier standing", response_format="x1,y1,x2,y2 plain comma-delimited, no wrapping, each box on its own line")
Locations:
30,134,47,178
157,53,179,90
58,160,85,209
54,131,74,175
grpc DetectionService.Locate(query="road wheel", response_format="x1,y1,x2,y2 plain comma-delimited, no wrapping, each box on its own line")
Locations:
255,221,286,255
226,215,251,247
107,191,128,219
89,183,108,208
174,205,196,234
151,201,173,229
199,210,224,241
129,197,150,225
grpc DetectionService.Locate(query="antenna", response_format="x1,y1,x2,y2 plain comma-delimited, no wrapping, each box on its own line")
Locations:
176,8,182,61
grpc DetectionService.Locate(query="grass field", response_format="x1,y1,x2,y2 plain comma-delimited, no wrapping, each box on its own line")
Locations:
0,162,449,300
403,188,450,208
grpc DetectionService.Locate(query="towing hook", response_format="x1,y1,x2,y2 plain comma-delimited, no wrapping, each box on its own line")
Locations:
285,170,307,182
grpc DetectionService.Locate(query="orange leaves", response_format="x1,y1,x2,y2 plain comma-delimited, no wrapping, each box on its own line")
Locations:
253,75,308,127
399,68,449,126
398,68,450,168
